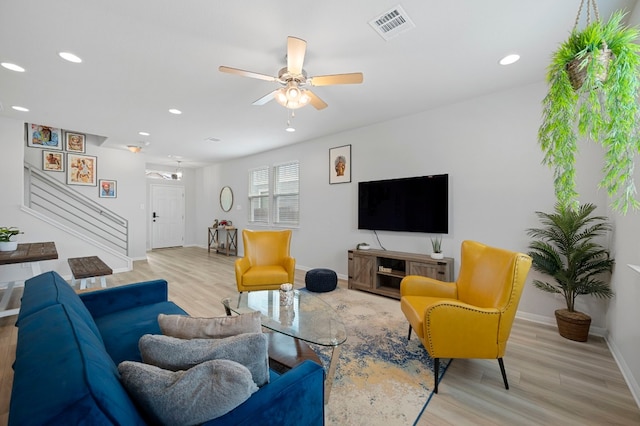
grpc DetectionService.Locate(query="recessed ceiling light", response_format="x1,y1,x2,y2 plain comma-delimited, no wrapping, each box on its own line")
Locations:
1,62,25,72
12,106,29,112
285,126,295,132
58,52,82,63
499,54,520,66
168,108,182,115
138,131,150,136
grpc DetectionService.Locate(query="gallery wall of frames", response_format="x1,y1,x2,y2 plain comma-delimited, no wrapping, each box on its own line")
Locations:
26,122,117,198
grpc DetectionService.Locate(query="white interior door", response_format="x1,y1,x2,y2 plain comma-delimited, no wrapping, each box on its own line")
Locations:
151,185,185,249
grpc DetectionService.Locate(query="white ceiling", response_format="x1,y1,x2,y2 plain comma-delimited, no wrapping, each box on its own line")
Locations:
1,0,637,167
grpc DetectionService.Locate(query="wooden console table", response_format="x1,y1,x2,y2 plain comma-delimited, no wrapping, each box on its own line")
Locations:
348,248,454,299
207,227,238,256
0,242,58,318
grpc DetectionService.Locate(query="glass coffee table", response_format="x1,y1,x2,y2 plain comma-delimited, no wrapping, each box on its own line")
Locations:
223,289,347,401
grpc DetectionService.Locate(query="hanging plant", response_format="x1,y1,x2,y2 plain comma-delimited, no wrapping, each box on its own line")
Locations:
538,5,640,214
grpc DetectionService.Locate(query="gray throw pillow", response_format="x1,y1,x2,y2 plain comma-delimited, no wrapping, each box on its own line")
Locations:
158,312,262,339
118,359,258,426
139,333,270,386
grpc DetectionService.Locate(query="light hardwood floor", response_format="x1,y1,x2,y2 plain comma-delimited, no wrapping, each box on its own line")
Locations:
1,246,639,425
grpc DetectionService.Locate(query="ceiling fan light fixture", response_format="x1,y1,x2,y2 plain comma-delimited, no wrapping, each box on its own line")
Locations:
275,82,310,109
127,145,142,153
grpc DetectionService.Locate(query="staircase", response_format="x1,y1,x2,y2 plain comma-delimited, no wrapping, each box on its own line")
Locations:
24,163,129,256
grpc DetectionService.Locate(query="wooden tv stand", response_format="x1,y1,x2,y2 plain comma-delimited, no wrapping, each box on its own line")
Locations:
347,249,454,299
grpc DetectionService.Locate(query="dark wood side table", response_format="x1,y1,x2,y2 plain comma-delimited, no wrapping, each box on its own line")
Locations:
0,242,58,318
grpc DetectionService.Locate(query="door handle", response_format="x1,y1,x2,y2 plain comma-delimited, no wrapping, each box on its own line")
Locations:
153,212,160,218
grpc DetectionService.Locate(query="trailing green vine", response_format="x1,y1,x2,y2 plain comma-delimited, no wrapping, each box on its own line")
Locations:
539,10,640,213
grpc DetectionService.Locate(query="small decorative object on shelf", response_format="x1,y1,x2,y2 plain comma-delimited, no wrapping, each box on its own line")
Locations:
356,242,370,250
279,283,294,306
0,226,22,252
212,219,218,228
430,236,443,259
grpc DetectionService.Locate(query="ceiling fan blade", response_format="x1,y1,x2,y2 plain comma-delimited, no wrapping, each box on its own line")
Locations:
287,36,307,75
306,90,328,110
252,90,277,106
310,73,364,86
218,66,277,82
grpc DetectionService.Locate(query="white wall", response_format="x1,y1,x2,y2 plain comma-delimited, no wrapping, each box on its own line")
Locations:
196,79,639,399
0,116,148,280
197,81,611,328
22,134,148,259
2,74,637,402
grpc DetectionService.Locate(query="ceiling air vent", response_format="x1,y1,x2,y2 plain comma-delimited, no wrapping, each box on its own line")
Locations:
369,5,415,41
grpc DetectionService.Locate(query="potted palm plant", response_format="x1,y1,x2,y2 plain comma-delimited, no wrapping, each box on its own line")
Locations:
538,8,640,213
0,226,23,252
526,203,614,341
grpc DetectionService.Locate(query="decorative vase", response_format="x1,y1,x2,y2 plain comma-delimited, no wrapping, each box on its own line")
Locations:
279,283,294,306
430,252,444,260
0,241,18,252
555,309,591,342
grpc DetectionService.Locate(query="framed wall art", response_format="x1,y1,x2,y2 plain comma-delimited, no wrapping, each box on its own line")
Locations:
42,150,64,172
329,144,351,184
67,154,97,186
99,179,117,198
64,131,86,153
26,123,62,150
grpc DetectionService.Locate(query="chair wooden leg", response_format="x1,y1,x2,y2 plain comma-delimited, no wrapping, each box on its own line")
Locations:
407,325,412,340
433,358,439,394
237,292,243,308
498,358,509,390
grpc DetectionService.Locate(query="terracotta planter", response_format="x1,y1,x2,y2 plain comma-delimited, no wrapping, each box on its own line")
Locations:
555,309,591,342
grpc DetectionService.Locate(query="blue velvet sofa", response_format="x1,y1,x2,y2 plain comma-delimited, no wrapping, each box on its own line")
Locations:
9,271,325,425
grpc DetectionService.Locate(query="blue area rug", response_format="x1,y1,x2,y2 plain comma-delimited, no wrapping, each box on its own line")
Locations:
306,286,450,425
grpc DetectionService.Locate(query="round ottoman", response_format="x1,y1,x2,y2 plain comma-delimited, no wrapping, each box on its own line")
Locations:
305,268,338,293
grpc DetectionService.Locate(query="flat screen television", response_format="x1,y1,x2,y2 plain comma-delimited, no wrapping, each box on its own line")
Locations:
358,174,448,233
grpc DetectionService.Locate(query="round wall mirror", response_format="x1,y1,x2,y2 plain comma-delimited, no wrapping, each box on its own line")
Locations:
220,186,233,212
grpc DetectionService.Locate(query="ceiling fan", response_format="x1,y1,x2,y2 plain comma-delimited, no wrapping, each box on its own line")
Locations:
219,36,363,110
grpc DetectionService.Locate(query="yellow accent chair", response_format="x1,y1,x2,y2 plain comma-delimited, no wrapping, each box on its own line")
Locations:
235,229,295,306
400,240,532,393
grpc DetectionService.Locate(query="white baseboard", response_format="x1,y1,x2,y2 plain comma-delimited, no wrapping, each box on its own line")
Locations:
515,311,607,337
605,336,640,409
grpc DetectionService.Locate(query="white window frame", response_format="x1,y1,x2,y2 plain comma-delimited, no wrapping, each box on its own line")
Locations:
248,166,270,224
247,161,300,226
273,161,299,226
